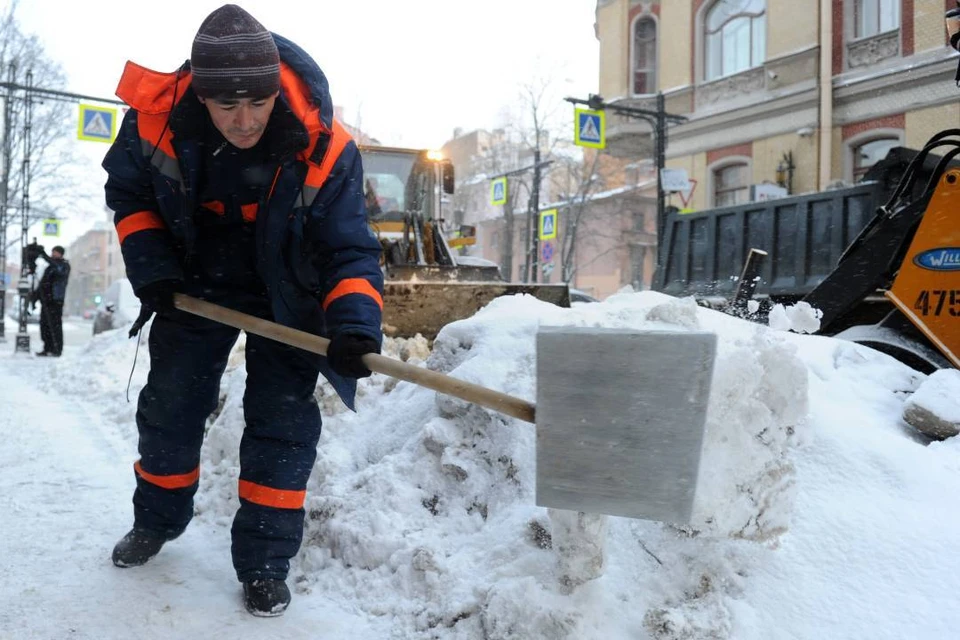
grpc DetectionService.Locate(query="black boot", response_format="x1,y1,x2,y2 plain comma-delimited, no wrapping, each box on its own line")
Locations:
112,528,168,568
242,579,291,617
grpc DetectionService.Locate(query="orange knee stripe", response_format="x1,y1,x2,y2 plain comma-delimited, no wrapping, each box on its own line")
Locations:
134,461,199,489
238,480,306,510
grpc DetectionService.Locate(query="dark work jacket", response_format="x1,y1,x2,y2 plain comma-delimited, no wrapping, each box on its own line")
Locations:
101,34,383,409
37,257,70,303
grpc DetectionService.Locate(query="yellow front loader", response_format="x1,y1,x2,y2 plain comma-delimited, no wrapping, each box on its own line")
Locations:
359,145,569,339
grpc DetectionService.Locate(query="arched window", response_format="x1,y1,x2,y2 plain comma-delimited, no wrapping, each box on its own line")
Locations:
632,17,657,95
713,162,750,207
852,137,899,182
705,0,766,81
854,0,900,39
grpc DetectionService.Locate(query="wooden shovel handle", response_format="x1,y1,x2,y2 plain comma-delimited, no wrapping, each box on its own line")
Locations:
173,293,536,424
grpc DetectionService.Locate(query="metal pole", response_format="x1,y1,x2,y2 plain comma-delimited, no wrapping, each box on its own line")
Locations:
0,81,126,106
531,147,541,283
0,65,11,342
489,159,554,283
15,70,32,353
655,92,667,275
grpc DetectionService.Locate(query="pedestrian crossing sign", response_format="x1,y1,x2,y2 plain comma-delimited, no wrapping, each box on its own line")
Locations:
539,208,558,241
491,177,507,206
43,219,61,237
574,108,605,149
78,104,117,143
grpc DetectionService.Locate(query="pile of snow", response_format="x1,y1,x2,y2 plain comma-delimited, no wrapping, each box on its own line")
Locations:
15,290,960,639
903,368,960,439
767,301,823,334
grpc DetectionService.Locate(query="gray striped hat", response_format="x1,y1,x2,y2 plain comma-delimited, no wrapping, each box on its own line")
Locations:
190,4,280,99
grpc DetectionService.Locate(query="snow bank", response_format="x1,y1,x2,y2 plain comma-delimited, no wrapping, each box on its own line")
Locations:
903,368,960,439
28,291,960,639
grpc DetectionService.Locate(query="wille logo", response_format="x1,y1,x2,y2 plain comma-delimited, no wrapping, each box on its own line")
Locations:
914,248,960,271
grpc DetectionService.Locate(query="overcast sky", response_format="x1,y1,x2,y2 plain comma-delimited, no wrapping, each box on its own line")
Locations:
17,0,599,148
8,0,599,248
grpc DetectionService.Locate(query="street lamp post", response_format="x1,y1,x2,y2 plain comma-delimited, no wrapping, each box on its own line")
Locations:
564,92,687,280
489,156,554,283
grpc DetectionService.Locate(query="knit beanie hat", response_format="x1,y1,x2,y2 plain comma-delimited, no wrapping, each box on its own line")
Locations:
190,4,281,99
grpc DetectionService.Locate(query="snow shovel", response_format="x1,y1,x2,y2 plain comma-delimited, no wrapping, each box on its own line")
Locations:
172,294,717,524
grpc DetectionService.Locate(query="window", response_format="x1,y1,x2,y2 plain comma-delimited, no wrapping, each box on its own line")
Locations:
705,0,766,81
713,163,750,207
852,138,899,182
632,17,657,95
854,0,900,39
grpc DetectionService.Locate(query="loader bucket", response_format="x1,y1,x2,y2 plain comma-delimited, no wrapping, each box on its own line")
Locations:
382,281,571,339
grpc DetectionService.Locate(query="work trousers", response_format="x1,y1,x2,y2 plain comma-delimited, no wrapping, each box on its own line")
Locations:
131,304,323,582
39,300,63,355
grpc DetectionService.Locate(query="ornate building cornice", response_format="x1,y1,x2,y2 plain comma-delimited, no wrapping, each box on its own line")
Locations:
847,30,901,69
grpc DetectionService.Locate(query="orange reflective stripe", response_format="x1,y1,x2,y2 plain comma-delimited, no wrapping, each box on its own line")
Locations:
240,203,258,222
322,278,384,311
116,210,166,244
201,200,225,215
134,461,199,490
238,480,306,510
279,65,324,151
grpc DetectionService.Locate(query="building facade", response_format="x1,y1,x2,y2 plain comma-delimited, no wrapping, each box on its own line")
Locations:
64,220,122,317
597,0,959,213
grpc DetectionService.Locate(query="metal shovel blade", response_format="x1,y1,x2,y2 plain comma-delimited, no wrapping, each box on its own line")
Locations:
535,327,717,523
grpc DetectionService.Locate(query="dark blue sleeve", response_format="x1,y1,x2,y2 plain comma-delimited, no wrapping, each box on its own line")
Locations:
102,109,183,292
310,142,384,342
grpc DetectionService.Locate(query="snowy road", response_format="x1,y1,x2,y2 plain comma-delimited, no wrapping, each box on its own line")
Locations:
0,327,390,639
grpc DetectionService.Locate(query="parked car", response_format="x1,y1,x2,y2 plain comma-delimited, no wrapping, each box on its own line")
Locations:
92,279,141,335
569,288,599,303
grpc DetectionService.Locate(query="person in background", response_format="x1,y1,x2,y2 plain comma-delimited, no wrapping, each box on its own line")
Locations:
30,244,70,357
102,4,383,617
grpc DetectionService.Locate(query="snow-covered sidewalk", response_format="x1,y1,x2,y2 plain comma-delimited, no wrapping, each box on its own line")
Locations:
0,343,389,639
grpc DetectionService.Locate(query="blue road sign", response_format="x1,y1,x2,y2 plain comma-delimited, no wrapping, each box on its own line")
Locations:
541,240,554,262
574,108,605,149
491,177,507,206
539,208,558,240
78,105,117,143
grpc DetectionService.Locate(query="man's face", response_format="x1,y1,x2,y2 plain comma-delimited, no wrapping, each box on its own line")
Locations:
198,91,279,149
51,250,63,259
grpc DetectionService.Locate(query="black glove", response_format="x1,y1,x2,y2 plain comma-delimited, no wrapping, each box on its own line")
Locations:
326,333,380,379
135,279,182,315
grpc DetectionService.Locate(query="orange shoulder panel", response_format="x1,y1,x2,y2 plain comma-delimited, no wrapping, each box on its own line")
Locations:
278,64,324,146
116,61,192,115
305,119,354,189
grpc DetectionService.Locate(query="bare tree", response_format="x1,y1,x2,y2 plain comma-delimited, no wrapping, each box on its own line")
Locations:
558,151,601,283
491,75,568,282
452,128,528,280
0,1,84,253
